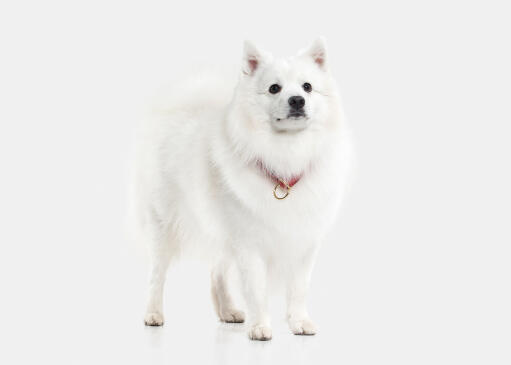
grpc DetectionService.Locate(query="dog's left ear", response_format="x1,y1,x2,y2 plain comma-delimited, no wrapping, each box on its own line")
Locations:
301,37,328,71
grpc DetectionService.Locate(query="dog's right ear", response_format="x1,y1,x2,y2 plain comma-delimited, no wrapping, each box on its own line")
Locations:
242,41,271,76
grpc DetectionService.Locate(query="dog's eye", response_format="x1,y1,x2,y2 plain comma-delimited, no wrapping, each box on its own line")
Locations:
269,84,281,94
303,83,312,93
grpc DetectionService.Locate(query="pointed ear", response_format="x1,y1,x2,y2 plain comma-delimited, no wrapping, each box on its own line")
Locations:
242,40,271,76
302,37,328,71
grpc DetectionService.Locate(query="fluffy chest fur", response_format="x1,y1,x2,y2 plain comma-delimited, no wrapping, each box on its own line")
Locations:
136,99,349,261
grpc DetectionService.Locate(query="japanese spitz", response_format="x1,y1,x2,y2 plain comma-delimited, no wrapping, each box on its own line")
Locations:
133,38,352,340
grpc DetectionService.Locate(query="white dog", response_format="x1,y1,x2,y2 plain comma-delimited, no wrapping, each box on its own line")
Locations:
133,38,352,340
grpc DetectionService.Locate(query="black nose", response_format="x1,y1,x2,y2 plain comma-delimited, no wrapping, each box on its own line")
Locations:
288,96,305,110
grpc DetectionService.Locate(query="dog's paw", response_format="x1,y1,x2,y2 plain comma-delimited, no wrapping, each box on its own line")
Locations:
219,309,245,323
248,324,272,341
144,312,164,326
289,318,316,335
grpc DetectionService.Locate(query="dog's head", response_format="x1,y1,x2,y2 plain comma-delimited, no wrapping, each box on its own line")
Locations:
235,38,336,133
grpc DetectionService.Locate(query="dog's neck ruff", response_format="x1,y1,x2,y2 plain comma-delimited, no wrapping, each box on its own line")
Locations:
256,161,303,200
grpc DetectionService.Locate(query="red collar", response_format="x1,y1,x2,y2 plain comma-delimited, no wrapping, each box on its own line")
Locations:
256,161,303,189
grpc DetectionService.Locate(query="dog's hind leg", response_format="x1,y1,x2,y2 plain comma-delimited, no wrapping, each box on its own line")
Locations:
211,258,245,323
143,216,176,326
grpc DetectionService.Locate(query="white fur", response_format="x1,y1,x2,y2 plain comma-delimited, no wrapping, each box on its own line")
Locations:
133,38,352,340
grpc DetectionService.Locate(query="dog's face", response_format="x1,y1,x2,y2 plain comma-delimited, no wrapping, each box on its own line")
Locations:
237,38,335,133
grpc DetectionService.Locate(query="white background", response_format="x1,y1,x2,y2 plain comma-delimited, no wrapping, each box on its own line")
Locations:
1,0,510,364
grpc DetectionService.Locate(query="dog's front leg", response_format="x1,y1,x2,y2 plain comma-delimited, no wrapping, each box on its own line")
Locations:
286,249,318,335
237,254,271,341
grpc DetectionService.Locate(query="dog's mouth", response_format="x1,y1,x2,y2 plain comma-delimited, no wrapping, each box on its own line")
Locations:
273,113,310,132
276,112,307,121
